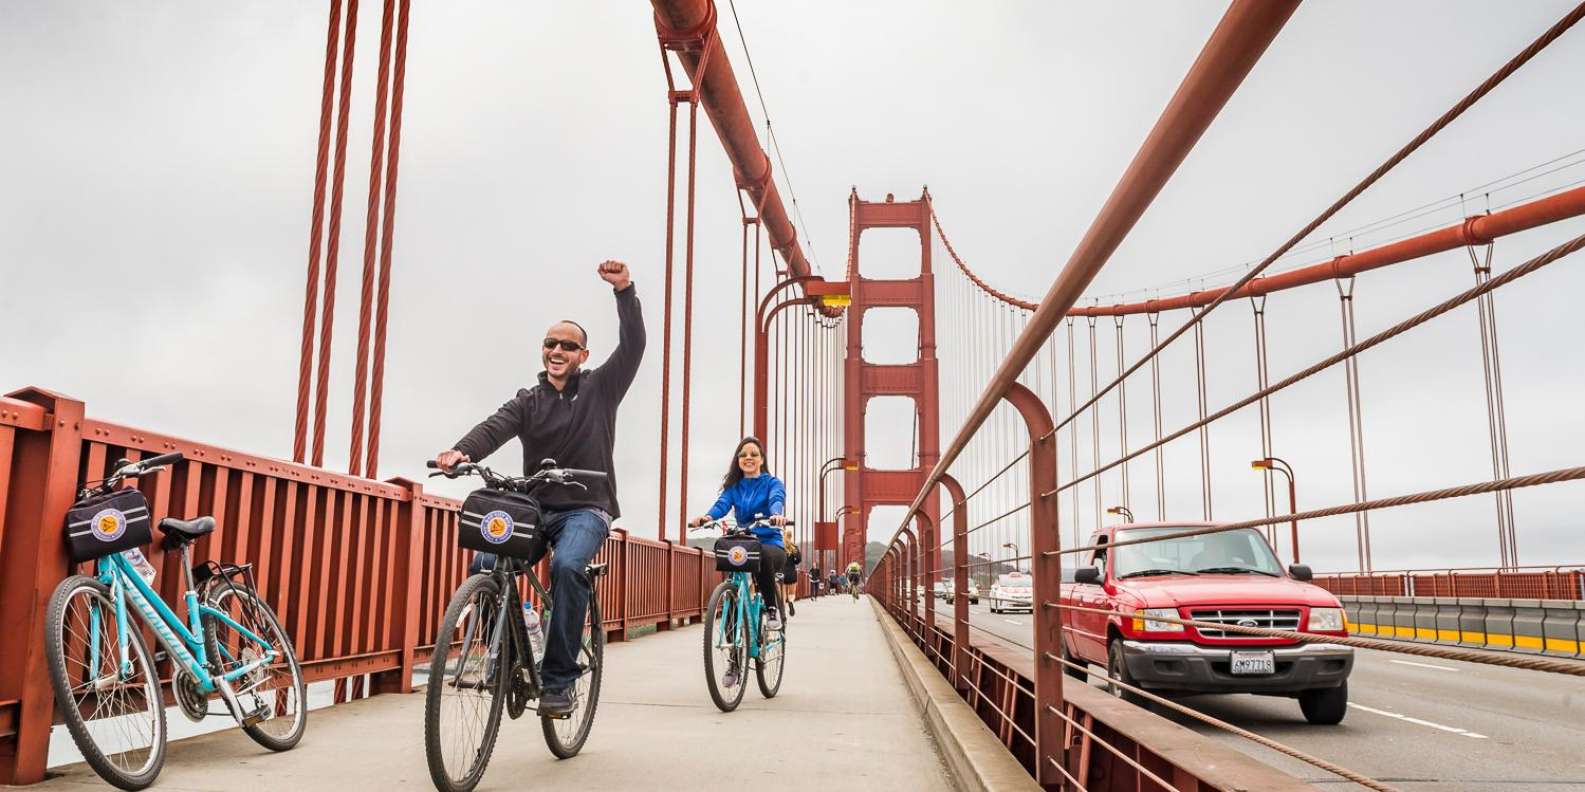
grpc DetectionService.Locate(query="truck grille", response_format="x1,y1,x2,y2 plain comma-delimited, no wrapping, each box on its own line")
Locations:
1188,608,1301,638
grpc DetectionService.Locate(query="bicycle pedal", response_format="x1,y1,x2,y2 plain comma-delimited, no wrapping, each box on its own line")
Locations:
240,702,270,728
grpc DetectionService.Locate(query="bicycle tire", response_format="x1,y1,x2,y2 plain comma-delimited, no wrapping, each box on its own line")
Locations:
755,611,786,699
424,574,510,792
45,574,167,791
201,580,307,751
541,583,604,758
702,580,747,712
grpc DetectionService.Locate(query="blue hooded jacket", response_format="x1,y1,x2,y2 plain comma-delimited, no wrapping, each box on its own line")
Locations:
705,474,786,547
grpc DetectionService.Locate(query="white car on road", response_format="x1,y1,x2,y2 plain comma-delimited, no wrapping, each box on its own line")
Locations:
989,572,1033,614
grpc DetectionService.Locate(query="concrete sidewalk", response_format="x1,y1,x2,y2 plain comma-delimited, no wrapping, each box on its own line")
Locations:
30,594,951,791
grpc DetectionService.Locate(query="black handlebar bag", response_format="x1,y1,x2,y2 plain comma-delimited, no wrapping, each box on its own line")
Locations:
713,535,762,573
65,488,153,563
458,488,544,560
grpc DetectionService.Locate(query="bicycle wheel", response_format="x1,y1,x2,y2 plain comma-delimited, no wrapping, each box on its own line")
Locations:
202,578,307,751
755,608,786,699
424,574,510,792
45,575,166,791
702,580,747,712
541,583,604,758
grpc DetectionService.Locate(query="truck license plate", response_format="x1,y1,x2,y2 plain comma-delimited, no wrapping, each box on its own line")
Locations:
1229,650,1275,675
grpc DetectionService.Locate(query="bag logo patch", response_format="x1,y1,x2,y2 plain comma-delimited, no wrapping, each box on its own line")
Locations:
481,510,514,544
91,508,127,542
727,545,749,567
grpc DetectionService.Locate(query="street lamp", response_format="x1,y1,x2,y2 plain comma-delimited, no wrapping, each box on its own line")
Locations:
1000,542,1020,573
818,457,858,524
1105,505,1134,522
1251,457,1299,564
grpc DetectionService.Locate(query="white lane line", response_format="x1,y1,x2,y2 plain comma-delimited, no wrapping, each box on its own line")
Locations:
1003,619,1022,625
1389,659,1459,672
1348,703,1488,739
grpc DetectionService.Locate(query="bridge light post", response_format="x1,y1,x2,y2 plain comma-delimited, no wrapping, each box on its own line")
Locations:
1105,505,1134,522
1252,457,1299,564
1001,541,1020,573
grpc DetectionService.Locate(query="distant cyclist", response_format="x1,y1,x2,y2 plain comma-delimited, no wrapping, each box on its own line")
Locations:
434,260,643,717
689,436,789,629
846,561,862,600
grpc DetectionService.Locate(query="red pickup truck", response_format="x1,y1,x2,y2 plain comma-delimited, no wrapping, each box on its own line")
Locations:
1058,522,1353,724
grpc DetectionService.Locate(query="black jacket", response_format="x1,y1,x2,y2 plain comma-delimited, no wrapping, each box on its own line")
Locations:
453,285,645,518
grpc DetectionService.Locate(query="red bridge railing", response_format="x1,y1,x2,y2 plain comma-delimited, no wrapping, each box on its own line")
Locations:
1315,565,1585,600
0,386,720,785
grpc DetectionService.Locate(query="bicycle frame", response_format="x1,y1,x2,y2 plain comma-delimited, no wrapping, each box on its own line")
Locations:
93,552,276,694
719,570,782,661
466,562,552,696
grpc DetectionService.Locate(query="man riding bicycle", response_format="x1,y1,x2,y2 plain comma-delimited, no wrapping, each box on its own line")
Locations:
434,260,643,717
846,561,862,599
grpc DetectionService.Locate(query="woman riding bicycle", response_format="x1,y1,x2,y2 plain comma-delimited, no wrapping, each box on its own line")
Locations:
688,436,788,629
780,527,800,617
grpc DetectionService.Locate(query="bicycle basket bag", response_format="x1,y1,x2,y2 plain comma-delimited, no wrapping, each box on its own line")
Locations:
64,488,153,563
458,488,543,560
713,535,762,573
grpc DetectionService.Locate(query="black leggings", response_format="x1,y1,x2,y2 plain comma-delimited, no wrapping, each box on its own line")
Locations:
755,545,786,614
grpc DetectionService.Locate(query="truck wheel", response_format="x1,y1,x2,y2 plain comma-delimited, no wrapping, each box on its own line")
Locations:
1299,682,1348,725
1106,641,1148,706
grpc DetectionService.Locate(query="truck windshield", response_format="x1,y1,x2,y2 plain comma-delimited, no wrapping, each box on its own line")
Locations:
1112,527,1282,579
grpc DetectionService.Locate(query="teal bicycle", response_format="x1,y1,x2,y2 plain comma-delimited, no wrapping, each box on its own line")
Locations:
694,518,790,712
44,453,306,790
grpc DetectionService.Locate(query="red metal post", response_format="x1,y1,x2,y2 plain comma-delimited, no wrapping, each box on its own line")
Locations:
0,388,84,785
1000,383,1063,786
373,475,423,693
940,473,970,691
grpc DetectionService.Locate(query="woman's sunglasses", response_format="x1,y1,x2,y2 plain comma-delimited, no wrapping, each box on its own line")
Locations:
543,338,585,352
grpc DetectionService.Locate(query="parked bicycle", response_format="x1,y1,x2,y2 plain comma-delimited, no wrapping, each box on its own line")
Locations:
45,452,306,790
422,460,608,792
692,517,791,712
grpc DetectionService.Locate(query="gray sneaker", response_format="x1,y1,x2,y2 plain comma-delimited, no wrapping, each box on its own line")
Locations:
537,687,574,718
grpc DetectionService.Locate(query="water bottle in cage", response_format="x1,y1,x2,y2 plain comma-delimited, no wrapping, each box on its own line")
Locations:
523,603,546,663
123,548,157,585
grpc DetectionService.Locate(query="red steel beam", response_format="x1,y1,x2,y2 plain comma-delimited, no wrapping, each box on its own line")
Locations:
1069,183,1585,316
900,0,1299,521
650,0,812,279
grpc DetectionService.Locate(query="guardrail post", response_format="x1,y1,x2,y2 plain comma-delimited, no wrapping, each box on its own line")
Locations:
613,528,630,642
941,474,970,692
0,387,84,785
659,538,675,631
374,476,424,694
1001,382,1064,786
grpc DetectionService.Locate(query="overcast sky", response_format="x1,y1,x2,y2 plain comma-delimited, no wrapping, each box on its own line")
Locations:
4,1,1583,573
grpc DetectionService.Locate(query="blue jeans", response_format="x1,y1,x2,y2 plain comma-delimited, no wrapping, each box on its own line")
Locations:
468,508,610,692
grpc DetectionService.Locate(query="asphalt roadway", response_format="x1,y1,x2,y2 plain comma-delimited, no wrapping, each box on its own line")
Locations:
926,597,1585,790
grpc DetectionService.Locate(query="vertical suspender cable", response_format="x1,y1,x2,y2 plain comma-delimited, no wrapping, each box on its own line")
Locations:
1148,312,1165,520
1114,316,1130,511
364,0,412,480
1193,307,1212,520
1470,242,1519,567
295,0,345,464
348,0,397,477
1088,317,1100,532
1067,319,1080,544
740,217,751,437
1336,276,1372,572
656,96,679,540
677,97,700,538
1252,296,1276,547
312,0,361,469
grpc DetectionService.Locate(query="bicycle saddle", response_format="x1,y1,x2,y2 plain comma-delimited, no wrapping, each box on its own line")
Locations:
158,516,215,548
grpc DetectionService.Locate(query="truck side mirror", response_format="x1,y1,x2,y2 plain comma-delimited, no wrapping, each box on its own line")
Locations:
1288,564,1313,582
1074,567,1102,585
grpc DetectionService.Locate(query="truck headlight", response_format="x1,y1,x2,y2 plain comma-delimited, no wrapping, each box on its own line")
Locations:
1309,607,1346,632
1133,608,1184,633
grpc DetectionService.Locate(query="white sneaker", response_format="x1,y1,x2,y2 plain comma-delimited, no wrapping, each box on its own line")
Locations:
765,608,783,630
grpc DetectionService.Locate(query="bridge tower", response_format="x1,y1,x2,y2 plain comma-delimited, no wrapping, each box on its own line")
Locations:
841,190,941,571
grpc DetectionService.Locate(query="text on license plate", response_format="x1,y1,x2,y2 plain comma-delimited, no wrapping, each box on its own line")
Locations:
1229,650,1275,675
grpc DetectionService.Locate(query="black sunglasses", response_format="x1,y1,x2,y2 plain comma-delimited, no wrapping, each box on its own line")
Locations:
542,338,584,352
